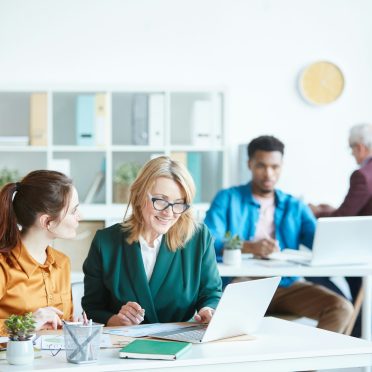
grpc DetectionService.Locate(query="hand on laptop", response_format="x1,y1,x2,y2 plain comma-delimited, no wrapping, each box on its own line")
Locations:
243,238,279,258
107,301,145,326
194,307,215,323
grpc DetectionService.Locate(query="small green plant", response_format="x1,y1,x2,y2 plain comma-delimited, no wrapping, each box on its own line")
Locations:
0,168,19,189
224,231,243,250
114,162,141,186
5,313,36,341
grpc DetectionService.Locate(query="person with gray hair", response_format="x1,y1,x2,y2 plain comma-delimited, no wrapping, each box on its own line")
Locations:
309,123,372,337
310,123,372,217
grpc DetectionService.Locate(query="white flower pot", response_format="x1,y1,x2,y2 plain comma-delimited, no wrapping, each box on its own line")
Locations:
6,340,34,365
223,249,242,265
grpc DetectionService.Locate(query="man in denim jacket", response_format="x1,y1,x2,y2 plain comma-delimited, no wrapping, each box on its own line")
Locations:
205,135,353,334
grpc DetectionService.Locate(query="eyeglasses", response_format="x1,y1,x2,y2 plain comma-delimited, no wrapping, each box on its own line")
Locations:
148,194,190,214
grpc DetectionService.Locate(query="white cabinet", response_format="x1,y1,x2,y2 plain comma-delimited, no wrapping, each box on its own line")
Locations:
0,88,227,226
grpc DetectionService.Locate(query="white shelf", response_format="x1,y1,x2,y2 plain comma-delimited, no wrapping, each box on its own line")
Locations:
0,87,227,268
52,146,106,152
0,146,48,152
111,145,166,152
0,88,227,206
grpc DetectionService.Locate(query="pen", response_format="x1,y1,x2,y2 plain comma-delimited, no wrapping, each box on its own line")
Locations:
82,311,88,325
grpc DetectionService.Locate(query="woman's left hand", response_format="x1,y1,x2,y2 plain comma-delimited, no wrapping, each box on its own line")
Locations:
194,307,215,323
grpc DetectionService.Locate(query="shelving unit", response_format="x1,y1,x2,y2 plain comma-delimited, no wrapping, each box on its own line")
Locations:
0,86,227,225
0,87,227,275
0,87,228,227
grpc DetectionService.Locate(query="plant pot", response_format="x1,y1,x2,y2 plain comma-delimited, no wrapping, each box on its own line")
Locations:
113,183,130,204
222,249,242,265
6,340,34,365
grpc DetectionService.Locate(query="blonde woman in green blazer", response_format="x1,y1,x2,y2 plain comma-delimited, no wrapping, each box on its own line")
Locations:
82,156,222,326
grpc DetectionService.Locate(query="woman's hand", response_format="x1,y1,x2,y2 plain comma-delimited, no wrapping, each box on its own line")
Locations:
107,302,145,326
194,307,215,323
33,307,63,330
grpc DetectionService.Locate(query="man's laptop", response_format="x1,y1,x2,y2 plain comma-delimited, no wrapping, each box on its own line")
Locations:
270,216,372,266
150,276,280,343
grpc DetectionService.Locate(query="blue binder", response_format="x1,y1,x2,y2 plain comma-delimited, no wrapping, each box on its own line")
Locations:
187,152,202,203
76,95,95,145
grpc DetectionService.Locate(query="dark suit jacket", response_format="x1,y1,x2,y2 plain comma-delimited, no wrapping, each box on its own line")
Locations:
82,223,222,325
319,157,372,217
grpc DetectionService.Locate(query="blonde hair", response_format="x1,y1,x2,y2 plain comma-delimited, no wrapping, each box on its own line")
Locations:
123,156,197,251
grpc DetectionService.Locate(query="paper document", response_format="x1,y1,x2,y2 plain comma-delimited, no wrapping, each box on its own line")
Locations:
34,334,112,350
268,248,312,262
103,323,194,338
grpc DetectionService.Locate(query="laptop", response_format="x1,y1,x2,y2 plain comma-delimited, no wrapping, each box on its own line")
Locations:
270,216,372,266
149,276,280,343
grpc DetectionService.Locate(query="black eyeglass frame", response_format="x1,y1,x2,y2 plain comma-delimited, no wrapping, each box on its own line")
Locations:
148,194,190,214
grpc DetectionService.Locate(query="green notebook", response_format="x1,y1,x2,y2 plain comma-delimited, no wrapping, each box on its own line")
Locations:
119,339,192,360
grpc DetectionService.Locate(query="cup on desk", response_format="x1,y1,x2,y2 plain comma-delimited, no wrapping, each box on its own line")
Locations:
63,322,103,364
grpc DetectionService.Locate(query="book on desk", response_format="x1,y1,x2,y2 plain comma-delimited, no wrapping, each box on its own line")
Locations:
119,339,191,360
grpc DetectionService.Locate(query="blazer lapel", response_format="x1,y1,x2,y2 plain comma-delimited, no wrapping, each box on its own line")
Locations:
123,241,159,323
149,237,176,299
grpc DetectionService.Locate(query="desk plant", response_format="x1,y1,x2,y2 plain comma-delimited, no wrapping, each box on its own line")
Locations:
113,162,141,203
5,313,36,365
223,231,243,265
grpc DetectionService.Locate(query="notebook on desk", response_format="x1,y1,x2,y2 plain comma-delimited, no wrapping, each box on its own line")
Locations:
150,276,280,343
269,216,372,266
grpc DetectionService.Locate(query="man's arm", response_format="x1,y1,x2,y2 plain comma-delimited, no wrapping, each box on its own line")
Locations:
242,238,279,257
299,203,317,248
316,170,370,217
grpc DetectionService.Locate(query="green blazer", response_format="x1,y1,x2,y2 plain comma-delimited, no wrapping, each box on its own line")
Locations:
82,223,222,325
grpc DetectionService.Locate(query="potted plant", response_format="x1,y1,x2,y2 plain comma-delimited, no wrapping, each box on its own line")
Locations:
113,162,141,203
5,313,36,365
0,168,19,190
222,231,243,265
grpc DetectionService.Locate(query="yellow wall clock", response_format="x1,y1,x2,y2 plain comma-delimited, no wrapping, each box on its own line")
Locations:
299,61,345,105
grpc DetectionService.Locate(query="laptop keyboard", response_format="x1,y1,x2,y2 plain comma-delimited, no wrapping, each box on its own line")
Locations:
150,325,207,343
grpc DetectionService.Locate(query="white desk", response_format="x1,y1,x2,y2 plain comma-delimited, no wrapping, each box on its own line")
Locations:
218,258,372,340
1,318,372,371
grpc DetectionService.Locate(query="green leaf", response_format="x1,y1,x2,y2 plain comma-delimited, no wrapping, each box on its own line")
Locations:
5,313,36,341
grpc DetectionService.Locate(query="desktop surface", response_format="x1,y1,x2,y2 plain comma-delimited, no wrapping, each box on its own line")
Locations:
1,317,372,371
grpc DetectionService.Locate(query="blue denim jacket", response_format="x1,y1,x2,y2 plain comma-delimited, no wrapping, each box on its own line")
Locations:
204,182,316,287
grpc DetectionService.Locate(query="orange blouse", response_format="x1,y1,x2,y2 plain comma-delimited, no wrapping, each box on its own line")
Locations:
0,243,73,334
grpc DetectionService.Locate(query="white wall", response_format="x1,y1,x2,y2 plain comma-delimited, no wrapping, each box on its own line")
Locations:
1,0,372,205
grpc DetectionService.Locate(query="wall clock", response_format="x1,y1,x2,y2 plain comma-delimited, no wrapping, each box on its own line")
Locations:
299,61,344,105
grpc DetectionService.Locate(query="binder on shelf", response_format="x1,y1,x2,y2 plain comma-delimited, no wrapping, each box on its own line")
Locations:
187,152,202,203
191,100,213,147
84,159,106,204
148,94,164,147
132,94,149,145
76,95,95,146
29,93,48,146
119,339,191,360
95,94,106,146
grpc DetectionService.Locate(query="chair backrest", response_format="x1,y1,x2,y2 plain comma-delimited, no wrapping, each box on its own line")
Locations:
71,281,84,319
